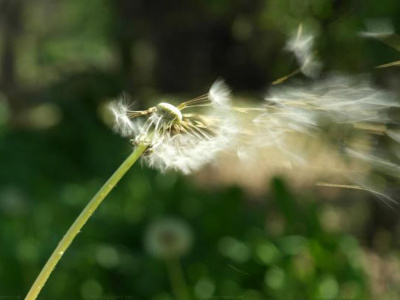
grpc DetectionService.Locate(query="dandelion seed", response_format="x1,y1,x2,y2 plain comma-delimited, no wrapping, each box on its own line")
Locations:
387,130,400,143
109,97,143,137
360,19,395,40
361,19,400,68
208,79,231,107
260,75,398,133
212,74,399,202
285,24,322,78
109,80,237,174
256,76,399,177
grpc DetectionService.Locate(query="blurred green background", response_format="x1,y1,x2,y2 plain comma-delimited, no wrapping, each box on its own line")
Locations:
0,0,400,299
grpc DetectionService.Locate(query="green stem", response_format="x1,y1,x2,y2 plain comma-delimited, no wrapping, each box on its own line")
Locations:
166,257,190,300
25,144,148,300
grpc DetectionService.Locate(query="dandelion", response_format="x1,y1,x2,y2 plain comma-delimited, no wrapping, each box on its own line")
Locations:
145,218,193,259
25,74,399,300
144,218,193,300
109,80,237,174
25,80,237,300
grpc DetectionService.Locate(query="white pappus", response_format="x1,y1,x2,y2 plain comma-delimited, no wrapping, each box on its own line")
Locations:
109,75,399,205
109,80,237,174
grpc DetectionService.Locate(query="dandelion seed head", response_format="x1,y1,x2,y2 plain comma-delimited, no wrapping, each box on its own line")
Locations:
109,80,237,174
147,116,236,174
144,218,193,259
155,102,183,125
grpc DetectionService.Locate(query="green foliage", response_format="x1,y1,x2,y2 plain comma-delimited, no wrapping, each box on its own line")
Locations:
0,0,399,298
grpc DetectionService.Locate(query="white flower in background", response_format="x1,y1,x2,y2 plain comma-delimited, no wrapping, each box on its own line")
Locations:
285,24,322,78
144,218,193,259
109,80,237,174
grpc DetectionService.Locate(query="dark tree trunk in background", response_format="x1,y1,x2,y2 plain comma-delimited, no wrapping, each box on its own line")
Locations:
111,0,142,94
0,0,23,95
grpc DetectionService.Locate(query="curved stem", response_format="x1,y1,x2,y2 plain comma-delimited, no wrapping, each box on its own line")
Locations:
25,144,148,300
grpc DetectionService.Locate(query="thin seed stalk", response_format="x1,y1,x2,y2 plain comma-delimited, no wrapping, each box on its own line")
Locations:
166,257,190,300
25,143,148,300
